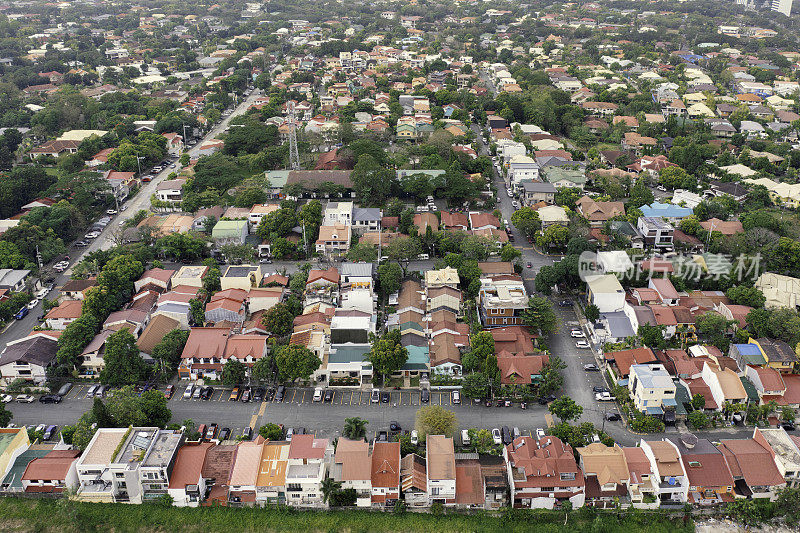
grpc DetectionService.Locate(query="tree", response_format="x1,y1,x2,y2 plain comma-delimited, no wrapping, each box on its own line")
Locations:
274,344,321,382
259,423,284,440
346,242,378,262
151,329,189,372
638,324,666,349
0,403,12,427
461,372,490,399
467,428,500,455
321,477,342,504
500,243,522,262
350,153,394,205
536,224,570,249
385,236,422,271
189,298,205,326
549,395,583,423
222,359,246,386
629,179,654,208
343,417,368,440
368,330,408,383
726,286,766,308
688,410,710,430
691,393,707,411
262,303,294,336
415,405,458,438
584,304,600,323
511,207,541,237
251,357,273,383
522,296,558,335
100,329,147,386
378,261,402,296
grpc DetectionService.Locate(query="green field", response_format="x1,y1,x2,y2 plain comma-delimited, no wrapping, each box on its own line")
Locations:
0,498,694,533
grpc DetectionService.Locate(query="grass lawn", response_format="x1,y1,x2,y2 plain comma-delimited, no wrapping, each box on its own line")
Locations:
0,497,694,533
386,377,404,388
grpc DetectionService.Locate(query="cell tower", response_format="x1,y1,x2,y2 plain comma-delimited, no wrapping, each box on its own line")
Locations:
287,100,300,170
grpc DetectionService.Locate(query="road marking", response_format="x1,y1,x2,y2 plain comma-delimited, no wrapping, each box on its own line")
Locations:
258,401,267,416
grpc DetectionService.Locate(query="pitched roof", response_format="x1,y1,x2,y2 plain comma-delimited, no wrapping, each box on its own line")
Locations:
427,435,455,481
719,438,786,488
371,442,400,488
334,438,371,481
577,443,629,486
168,442,213,489
137,315,180,354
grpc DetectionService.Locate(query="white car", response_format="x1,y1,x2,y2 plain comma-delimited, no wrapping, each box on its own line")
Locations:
511,200,519,208
570,329,585,338
26,300,38,310
312,387,323,402
1,394,12,403
410,430,418,445
535,428,546,440
15,394,34,403
35,288,48,299
506,189,513,197
461,429,471,446
575,340,590,349
183,384,194,399
106,209,118,215
85,232,100,239
491,428,502,445
595,392,616,402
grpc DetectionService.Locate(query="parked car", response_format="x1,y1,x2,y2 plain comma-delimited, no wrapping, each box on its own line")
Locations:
583,364,599,371
536,428,546,440
25,299,38,310
526,262,532,269
57,383,73,397
192,386,202,399
183,384,194,399
576,340,590,349
240,387,251,402
285,427,295,441
593,386,610,394
313,387,323,402
229,387,240,401
558,300,572,307
14,306,28,320
241,427,253,440
197,424,207,440
420,389,430,403
380,391,390,403
452,390,461,404
520,402,527,410
605,413,621,421
95,385,107,397
570,329,585,338
74,240,89,247
252,387,265,402
389,421,401,433
43,425,57,440
377,430,388,442
410,430,419,445
15,394,34,403
513,427,521,440
39,394,61,404
218,428,231,440
595,391,616,402
501,426,512,445
371,388,380,403
86,384,99,398
106,209,117,215
274,385,285,402
491,428,502,445
200,386,214,400
1,394,13,403
324,389,334,402
164,385,174,399
206,424,218,440
461,429,471,446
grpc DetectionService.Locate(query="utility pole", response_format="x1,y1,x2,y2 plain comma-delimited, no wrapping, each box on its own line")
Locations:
287,100,300,170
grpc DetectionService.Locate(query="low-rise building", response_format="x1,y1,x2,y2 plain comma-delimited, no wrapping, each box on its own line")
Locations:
629,364,677,418
478,276,528,327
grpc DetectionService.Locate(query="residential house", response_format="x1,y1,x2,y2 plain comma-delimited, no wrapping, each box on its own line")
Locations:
20,449,80,495
371,441,401,508
504,435,585,509
0,335,59,384
637,217,674,248
586,274,625,313
719,437,786,500
577,443,630,508
667,435,734,505
576,196,625,225
168,442,213,507
427,435,456,505
478,276,528,327
212,220,248,244
629,364,677,418
400,453,428,507
752,338,798,373
255,441,290,506
521,182,556,206
178,327,230,379
753,428,800,489
332,439,372,507
315,224,351,257
285,435,332,507
639,440,689,503
44,300,83,330
220,265,262,291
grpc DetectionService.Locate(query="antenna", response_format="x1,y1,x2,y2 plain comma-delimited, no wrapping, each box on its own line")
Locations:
288,101,300,171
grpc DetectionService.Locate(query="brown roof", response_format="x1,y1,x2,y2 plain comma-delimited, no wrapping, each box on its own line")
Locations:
169,442,213,489
398,280,424,309
497,352,549,385
262,273,289,287
491,325,537,355
413,212,439,232
455,460,484,505
22,449,80,481
429,334,461,367
669,437,734,489
719,438,786,488
201,444,238,483
45,300,83,320
137,314,180,354
181,327,230,359
401,453,427,492
307,267,339,285
644,441,683,477
287,434,328,460
61,279,97,293
286,170,353,189
371,442,400,489
622,447,653,485
427,435,455,481
335,438,371,481
506,436,583,490
605,347,657,377
440,211,469,228
700,218,743,236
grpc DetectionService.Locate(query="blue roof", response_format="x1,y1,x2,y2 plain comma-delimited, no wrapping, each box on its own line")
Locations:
403,345,430,371
646,406,664,415
640,202,693,219
734,343,762,355
663,398,678,407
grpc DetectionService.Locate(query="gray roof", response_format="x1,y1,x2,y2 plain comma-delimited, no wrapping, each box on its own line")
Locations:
352,207,381,222
0,269,30,289
521,181,556,193
328,344,371,364
603,312,635,339
340,262,374,278
0,336,58,368
224,265,258,278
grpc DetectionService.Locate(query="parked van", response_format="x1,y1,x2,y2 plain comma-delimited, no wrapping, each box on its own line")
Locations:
183,384,194,399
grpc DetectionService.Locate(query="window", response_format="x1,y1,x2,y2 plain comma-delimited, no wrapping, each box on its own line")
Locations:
560,472,576,481
540,487,554,492
431,487,440,496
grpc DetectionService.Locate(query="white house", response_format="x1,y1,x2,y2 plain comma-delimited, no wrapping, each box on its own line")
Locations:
585,274,626,313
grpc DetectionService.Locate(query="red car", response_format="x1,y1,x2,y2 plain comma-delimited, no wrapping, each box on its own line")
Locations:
164,385,174,399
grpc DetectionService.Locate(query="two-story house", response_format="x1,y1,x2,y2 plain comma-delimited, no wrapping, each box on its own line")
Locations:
426,435,456,505
332,438,372,507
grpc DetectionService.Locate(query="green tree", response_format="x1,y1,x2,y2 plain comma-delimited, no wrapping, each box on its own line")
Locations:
321,477,342,504
0,403,12,427
350,153,394,205
461,372,490,399
343,417,368,440
467,428,500,455
262,303,294,336
511,207,541,237
629,178,654,208
688,410,710,430
378,261,403,296
584,304,600,323
536,224,570,249
100,329,147,386
549,395,583,423
691,393,707,411
368,330,408,383
726,286,766,308
221,359,246,386
274,344,321,382
151,329,189,372
189,298,205,326
415,405,458,438
522,296,558,336
500,243,522,262
638,324,666,349
251,357,273,383
259,423,284,440
346,242,378,262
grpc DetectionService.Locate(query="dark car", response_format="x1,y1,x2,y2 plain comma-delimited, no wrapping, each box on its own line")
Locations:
501,426,512,445
15,306,28,320
559,300,572,307
43,425,58,440
377,430,388,442
781,421,796,431
252,387,265,402
241,427,253,440
380,391,390,403
274,385,286,402
389,421,401,432
420,389,430,403
219,428,231,440
39,394,61,404
200,386,214,400
605,413,621,422
526,262,532,269
593,386,609,394
496,399,504,407
57,383,73,397
538,394,556,405
324,389,334,402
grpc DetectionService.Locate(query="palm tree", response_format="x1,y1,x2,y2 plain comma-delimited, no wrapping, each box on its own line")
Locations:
343,417,367,440
320,477,341,504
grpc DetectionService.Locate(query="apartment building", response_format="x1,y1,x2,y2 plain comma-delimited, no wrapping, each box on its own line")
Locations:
478,275,528,327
